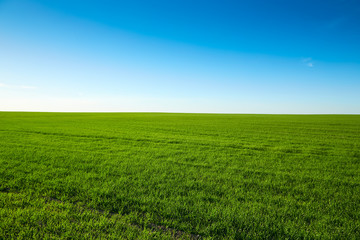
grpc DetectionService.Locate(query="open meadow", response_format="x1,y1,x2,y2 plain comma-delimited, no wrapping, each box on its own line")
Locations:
0,112,359,239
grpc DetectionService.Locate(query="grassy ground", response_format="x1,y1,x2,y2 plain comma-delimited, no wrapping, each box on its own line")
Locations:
0,112,359,239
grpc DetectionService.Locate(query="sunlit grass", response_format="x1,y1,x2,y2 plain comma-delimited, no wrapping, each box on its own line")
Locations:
1,112,359,239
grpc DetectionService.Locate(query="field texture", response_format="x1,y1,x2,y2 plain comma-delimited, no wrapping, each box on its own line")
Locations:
0,112,359,239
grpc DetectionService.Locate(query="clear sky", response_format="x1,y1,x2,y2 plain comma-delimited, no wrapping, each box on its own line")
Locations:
1,0,359,113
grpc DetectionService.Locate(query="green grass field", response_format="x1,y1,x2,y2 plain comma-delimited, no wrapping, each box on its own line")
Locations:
1,112,359,239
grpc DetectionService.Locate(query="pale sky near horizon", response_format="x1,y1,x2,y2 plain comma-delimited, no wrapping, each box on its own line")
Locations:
1,0,360,113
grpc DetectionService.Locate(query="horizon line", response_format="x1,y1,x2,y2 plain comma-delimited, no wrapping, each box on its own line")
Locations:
1,111,359,115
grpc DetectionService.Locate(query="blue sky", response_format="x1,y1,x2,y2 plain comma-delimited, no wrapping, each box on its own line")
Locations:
1,0,359,113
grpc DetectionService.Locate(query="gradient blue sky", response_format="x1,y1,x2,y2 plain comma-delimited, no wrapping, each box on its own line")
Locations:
1,0,359,113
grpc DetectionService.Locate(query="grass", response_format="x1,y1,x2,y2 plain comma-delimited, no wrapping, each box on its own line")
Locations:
0,112,359,239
